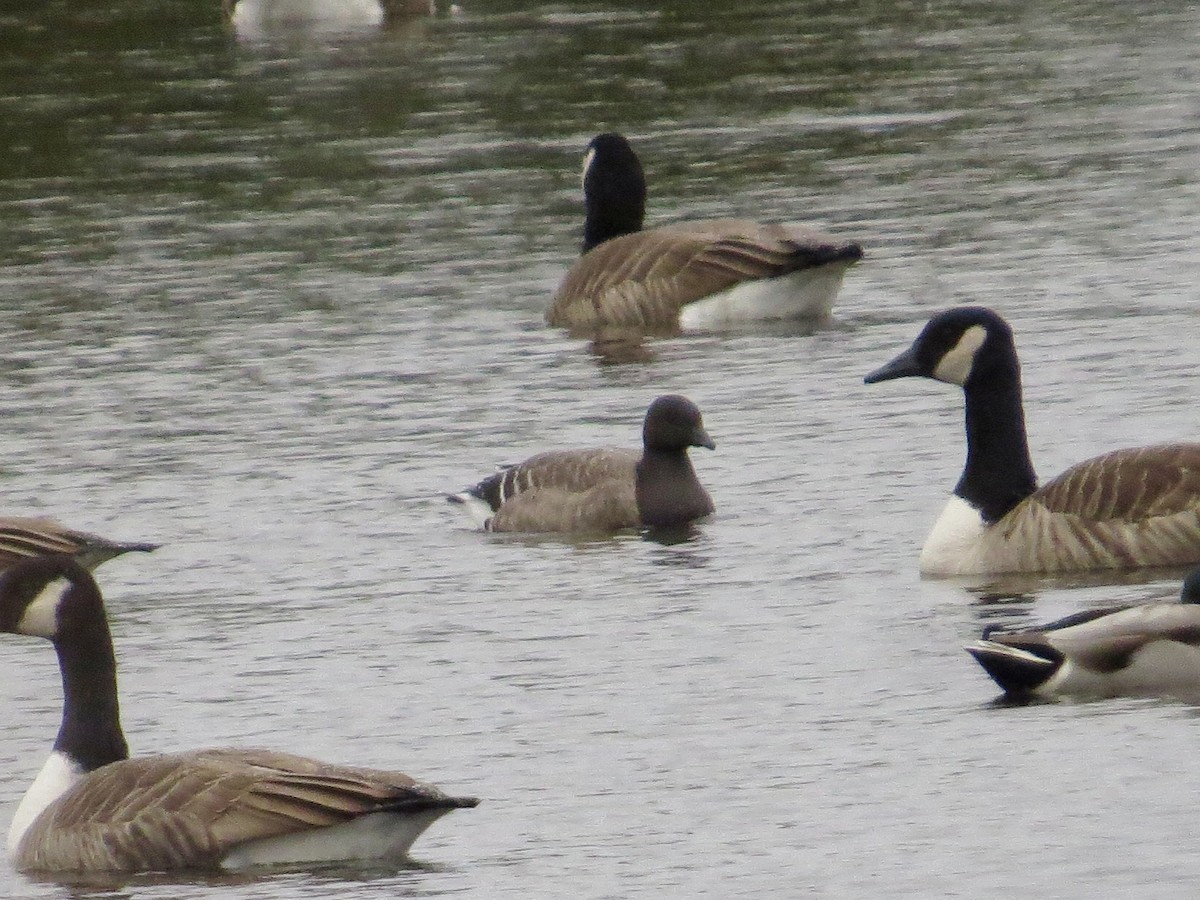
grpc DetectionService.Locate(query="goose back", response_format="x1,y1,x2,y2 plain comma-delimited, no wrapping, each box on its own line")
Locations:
921,444,1200,575
14,748,476,873
549,220,860,329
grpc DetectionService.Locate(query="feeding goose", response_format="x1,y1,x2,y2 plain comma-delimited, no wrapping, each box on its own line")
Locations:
0,516,157,572
545,132,864,332
865,306,1200,575
448,394,715,533
2,555,478,874
966,568,1200,701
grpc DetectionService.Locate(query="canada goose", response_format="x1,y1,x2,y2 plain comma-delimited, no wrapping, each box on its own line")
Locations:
2,556,477,873
0,517,158,572
545,133,864,331
865,306,1200,575
966,568,1200,701
448,394,715,533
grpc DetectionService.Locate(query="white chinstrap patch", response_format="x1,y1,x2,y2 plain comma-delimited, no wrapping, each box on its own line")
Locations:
450,492,495,530
581,147,596,191
918,495,988,575
17,577,68,639
677,262,849,330
932,324,987,385
8,751,83,858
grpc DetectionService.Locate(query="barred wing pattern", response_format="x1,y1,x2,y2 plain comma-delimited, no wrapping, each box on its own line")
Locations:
548,220,860,329
16,749,476,873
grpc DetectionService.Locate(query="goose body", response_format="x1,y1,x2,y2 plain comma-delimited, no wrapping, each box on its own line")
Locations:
966,569,1200,701
0,517,158,573
2,556,477,874
546,133,863,331
865,306,1200,576
449,394,715,533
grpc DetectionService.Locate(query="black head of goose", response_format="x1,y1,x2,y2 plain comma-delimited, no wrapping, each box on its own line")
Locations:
865,306,1200,576
0,516,158,573
448,394,715,533
965,567,1200,701
1,556,477,874
546,132,864,332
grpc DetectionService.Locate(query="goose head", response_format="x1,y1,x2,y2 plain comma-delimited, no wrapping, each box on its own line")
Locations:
0,555,100,642
581,132,647,252
642,395,716,453
865,306,1017,389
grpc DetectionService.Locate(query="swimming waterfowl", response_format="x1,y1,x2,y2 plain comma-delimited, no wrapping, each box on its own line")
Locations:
966,568,1200,701
0,517,157,572
865,306,1200,576
2,555,477,874
449,394,715,533
546,133,863,331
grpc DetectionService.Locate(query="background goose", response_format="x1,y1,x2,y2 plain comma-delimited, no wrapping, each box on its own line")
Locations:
864,306,1200,576
0,516,157,572
448,394,715,533
545,133,864,331
2,556,477,874
966,569,1200,701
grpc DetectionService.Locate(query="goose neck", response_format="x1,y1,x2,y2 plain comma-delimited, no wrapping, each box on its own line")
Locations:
957,371,1038,523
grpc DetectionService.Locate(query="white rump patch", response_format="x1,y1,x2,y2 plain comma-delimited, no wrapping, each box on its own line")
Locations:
8,751,83,858
220,808,452,871
932,324,987,386
677,263,850,330
919,496,988,575
17,577,68,639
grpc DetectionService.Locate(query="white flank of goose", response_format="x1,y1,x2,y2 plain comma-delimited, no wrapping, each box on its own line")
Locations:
2,556,478,874
865,306,1200,576
546,133,863,331
965,568,1200,701
448,394,715,533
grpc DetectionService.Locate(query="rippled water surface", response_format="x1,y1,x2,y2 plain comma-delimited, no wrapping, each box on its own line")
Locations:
2,1,1200,897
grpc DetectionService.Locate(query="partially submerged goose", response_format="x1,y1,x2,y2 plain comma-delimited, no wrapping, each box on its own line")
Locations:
0,516,158,572
2,556,477,874
546,133,863,331
449,394,715,533
865,306,1200,575
966,569,1200,701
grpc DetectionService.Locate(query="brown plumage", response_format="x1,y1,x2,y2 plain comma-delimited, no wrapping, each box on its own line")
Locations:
449,395,716,534
549,220,860,330
0,517,158,572
2,556,477,874
546,133,862,331
16,749,475,873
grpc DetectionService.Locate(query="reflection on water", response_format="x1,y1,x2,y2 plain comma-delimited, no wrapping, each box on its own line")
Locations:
2,0,1200,897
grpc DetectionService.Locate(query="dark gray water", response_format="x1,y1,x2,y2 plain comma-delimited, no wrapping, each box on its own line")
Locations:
2,1,1200,897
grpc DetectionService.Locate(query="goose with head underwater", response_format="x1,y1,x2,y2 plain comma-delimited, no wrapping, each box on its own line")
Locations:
865,306,1200,576
1,555,478,874
449,394,715,533
546,133,864,332
966,568,1200,702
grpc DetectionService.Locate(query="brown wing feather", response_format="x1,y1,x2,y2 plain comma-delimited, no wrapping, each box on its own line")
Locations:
487,449,640,532
16,749,469,873
1031,445,1200,521
548,220,859,329
0,516,157,571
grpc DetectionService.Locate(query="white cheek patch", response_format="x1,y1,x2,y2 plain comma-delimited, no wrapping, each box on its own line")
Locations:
16,578,67,639
581,147,595,190
933,324,987,385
